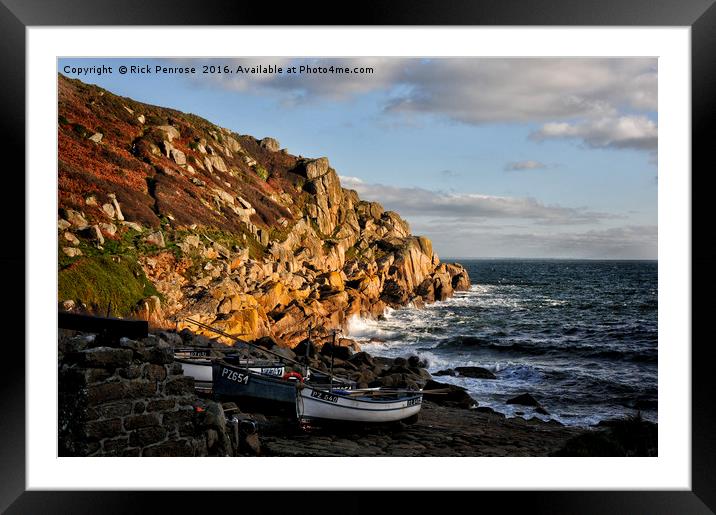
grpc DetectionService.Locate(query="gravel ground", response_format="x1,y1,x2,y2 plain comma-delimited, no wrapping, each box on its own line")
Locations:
256,401,584,457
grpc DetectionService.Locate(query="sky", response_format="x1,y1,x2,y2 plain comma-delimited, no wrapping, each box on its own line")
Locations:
58,57,657,259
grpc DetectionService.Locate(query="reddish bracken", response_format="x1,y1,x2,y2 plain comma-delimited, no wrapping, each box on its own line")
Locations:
58,74,300,232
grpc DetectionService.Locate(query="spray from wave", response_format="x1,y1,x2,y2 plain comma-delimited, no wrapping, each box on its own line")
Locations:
345,260,658,427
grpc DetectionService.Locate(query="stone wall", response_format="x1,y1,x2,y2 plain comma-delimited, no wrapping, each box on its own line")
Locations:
58,332,236,457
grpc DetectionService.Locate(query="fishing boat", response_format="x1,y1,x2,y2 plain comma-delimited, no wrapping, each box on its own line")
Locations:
211,360,356,404
212,360,299,405
296,384,423,424
174,348,285,388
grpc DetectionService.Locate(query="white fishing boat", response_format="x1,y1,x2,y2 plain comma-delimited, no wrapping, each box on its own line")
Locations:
296,384,423,423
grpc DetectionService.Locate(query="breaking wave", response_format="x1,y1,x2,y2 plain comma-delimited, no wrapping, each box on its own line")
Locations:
346,259,658,427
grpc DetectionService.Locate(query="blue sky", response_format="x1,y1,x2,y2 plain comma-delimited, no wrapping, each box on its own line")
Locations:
58,57,657,259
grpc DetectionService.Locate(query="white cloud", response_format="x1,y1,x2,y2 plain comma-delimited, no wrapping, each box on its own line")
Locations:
337,175,653,259
339,175,364,184
504,160,549,171
340,176,612,225
413,221,657,259
384,58,657,124
179,57,657,122
177,57,658,153
531,115,658,150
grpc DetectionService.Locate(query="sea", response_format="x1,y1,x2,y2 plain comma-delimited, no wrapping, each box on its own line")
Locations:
348,259,658,427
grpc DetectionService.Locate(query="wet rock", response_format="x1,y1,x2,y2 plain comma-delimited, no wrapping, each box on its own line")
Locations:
320,342,352,361
407,355,426,368
393,357,407,367
423,380,476,409
348,352,375,369
338,337,361,353
475,406,502,416
293,339,317,358
506,393,540,407
454,366,497,379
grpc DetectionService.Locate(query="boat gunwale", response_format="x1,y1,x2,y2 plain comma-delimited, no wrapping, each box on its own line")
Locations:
299,396,422,412
300,386,423,405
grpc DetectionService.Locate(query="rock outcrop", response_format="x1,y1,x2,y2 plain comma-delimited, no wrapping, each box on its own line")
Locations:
57,74,471,349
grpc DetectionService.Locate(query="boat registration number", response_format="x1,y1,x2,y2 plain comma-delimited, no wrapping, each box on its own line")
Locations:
253,367,283,376
310,390,339,403
221,367,250,385
407,398,422,407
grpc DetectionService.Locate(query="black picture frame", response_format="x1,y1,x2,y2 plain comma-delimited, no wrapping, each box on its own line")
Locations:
2,0,713,513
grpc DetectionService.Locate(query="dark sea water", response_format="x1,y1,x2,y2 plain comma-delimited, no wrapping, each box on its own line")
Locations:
348,259,658,427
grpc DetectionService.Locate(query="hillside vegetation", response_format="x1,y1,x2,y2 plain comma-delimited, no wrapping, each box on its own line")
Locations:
57,74,470,347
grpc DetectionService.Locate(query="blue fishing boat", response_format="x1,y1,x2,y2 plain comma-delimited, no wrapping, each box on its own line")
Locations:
212,361,298,405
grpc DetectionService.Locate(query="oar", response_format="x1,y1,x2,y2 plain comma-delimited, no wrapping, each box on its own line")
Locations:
313,387,453,397
420,388,453,395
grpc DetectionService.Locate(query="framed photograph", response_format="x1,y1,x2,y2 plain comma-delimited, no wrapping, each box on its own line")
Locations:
3,0,714,512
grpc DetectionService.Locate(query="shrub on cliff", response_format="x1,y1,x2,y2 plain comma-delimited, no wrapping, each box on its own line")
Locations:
58,255,160,317
71,122,91,138
255,165,270,181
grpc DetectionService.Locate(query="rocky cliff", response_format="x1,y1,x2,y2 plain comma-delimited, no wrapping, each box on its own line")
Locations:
57,74,470,348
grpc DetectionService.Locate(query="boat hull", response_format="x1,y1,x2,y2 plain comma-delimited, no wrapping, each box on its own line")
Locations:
213,362,297,405
177,360,213,383
177,358,285,384
297,386,422,423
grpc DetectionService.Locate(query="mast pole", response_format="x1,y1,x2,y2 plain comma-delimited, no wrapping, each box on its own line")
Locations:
305,324,312,378
329,330,336,392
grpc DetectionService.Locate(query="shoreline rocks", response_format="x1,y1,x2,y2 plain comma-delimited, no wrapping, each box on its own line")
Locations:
434,366,497,380
58,328,656,457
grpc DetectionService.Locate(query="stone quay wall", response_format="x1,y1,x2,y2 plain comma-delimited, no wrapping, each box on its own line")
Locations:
58,333,237,457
